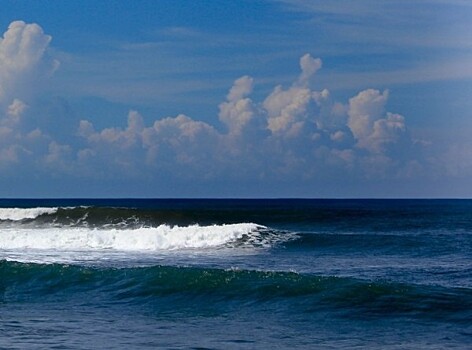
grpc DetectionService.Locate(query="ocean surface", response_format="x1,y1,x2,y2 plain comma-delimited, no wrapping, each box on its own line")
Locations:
0,199,471,349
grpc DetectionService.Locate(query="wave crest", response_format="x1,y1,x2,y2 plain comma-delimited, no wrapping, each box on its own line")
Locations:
0,207,59,221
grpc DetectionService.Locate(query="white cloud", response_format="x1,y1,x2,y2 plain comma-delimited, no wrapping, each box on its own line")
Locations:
348,89,388,141
72,53,420,184
330,130,346,142
298,53,322,86
7,98,28,120
0,21,57,171
78,111,148,155
76,110,221,178
347,89,407,153
0,21,435,192
226,75,253,101
264,54,322,136
218,75,256,135
1,20,470,196
264,84,312,135
0,21,59,106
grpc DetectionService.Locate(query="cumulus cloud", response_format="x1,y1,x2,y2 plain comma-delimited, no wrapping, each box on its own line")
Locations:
0,21,58,106
264,54,322,136
0,21,57,170
218,75,255,135
76,110,221,178
73,52,420,184
348,89,388,140
298,53,322,86
0,21,436,193
348,89,408,153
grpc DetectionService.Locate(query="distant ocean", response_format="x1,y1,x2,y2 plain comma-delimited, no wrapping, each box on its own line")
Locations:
1,199,471,349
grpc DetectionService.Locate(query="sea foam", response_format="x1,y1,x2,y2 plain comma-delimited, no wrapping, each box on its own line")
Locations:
0,223,264,251
0,207,59,221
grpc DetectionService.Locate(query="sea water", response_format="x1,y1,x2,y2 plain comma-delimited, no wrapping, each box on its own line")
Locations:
0,199,471,349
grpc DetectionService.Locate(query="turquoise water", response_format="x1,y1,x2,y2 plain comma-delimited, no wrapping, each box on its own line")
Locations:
1,199,471,349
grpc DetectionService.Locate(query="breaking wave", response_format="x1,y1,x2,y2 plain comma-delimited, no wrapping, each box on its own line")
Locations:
0,223,274,251
0,207,59,221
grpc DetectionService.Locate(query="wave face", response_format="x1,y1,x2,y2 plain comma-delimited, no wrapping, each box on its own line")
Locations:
2,261,470,322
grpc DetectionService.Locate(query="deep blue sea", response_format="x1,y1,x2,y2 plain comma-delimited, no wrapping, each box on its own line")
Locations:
0,199,471,349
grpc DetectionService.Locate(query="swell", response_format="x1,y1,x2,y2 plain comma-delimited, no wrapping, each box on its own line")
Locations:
286,232,472,257
1,260,470,322
3,199,472,233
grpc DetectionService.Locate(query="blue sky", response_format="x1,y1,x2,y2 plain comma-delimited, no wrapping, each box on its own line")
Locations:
0,0,471,197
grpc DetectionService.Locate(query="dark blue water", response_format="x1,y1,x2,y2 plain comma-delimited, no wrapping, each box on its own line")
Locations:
0,199,471,349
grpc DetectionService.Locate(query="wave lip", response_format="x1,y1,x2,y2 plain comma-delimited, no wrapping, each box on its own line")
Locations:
0,223,266,251
0,207,59,221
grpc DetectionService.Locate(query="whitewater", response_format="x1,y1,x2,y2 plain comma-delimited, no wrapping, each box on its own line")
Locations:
0,205,267,248
0,207,59,221
0,223,263,251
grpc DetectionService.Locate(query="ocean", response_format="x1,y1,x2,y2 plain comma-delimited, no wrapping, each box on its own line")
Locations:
0,199,471,349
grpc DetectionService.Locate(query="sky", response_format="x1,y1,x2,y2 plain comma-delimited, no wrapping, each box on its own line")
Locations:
0,0,471,198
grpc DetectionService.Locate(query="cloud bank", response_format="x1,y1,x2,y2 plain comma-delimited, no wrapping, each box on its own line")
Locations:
74,52,419,185
0,21,469,196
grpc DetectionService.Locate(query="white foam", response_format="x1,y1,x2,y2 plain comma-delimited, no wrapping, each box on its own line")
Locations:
0,207,59,221
0,223,264,251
